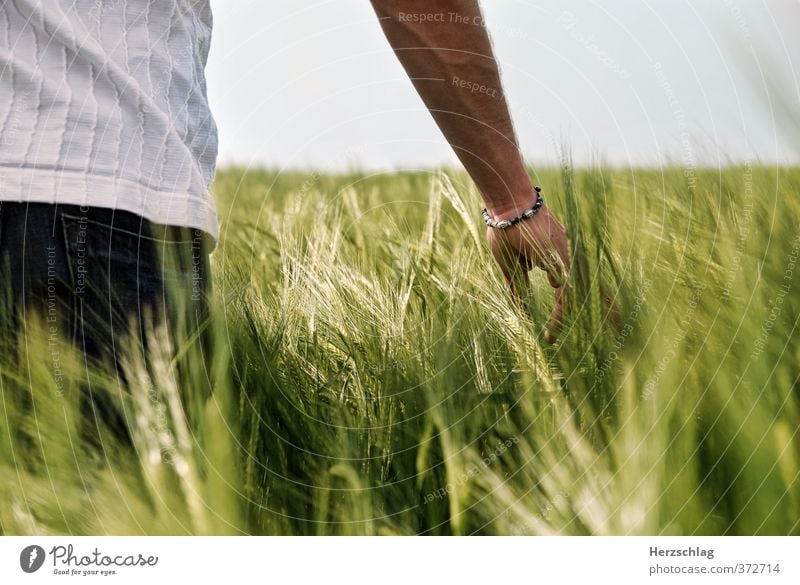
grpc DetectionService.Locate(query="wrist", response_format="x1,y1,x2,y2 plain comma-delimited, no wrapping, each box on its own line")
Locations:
487,186,542,220
482,187,544,229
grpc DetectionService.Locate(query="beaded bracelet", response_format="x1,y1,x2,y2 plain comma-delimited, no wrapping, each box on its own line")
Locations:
481,186,544,229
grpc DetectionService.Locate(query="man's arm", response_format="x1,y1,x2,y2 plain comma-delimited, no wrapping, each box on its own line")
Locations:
370,0,569,341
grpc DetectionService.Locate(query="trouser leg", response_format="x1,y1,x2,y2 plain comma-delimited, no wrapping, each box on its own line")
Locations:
0,202,213,448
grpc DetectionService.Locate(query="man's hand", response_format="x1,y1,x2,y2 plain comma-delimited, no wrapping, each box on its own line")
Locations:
371,0,571,338
486,204,570,343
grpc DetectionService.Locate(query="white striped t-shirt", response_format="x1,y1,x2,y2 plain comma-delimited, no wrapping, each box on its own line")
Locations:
0,0,219,242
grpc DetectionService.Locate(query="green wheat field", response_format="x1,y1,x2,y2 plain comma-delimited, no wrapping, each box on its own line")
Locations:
1,163,798,535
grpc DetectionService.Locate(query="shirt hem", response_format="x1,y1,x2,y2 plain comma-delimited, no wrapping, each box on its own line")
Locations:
0,166,220,247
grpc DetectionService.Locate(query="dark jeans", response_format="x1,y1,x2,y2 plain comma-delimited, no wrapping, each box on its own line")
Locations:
0,202,213,443
0,201,213,354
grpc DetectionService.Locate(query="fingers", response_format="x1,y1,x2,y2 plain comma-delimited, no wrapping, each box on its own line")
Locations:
487,218,571,344
503,250,564,344
539,254,564,289
522,215,569,290
502,258,531,310
488,229,531,309
536,219,570,343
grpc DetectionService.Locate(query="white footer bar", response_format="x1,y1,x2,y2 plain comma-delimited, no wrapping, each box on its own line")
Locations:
1,536,796,584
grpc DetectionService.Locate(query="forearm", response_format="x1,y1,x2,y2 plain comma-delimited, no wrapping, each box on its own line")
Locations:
371,0,535,218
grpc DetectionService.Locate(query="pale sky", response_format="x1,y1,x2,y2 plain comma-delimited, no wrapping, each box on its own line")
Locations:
206,0,800,171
